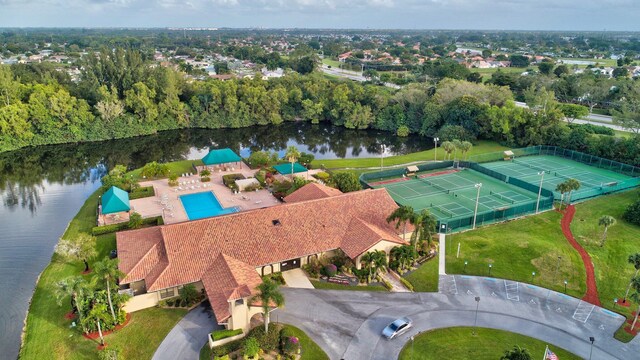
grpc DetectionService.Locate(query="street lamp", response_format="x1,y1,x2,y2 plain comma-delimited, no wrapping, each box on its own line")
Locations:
473,296,481,335
614,298,618,308
588,336,595,360
380,144,386,171
410,335,415,360
464,261,468,273
472,183,483,229
488,263,492,276
536,171,545,213
531,271,536,283
564,280,568,293
434,137,440,162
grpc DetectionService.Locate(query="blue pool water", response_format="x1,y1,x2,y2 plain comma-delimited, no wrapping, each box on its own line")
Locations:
179,191,237,220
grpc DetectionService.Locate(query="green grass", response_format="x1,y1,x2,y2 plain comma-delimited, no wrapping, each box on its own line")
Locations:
322,58,342,68
404,254,440,292
445,210,588,298
20,190,187,359
570,189,640,338
200,342,212,360
310,280,387,291
470,67,526,81
311,140,507,169
558,58,617,68
127,159,203,181
281,324,329,360
398,327,580,360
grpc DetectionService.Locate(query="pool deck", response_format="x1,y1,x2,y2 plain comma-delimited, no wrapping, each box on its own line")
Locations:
131,163,281,224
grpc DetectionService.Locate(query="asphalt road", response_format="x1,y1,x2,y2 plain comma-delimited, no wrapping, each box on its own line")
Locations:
275,275,640,360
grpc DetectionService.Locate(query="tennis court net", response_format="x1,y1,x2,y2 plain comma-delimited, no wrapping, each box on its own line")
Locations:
431,204,454,218
489,191,515,204
417,177,449,193
513,158,550,174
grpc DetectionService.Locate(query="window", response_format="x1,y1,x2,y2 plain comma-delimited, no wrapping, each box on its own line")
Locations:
159,287,175,299
235,299,244,306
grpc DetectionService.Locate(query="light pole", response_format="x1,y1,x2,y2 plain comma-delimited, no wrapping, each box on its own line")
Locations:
588,336,595,360
464,261,468,273
536,171,545,213
410,335,415,360
472,183,483,229
564,280,568,293
488,264,492,276
434,137,440,162
473,296,480,335
531,271,536,283
380,144,386,171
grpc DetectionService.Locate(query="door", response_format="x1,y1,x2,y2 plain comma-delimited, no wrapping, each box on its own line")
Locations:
280,258,301,272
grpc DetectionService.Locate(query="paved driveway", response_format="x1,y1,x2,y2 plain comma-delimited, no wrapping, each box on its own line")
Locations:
152,303,221,360
282,268,314,289
274,275,640,360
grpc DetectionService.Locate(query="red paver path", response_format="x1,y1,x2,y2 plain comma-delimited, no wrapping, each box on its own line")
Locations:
560,205,601,306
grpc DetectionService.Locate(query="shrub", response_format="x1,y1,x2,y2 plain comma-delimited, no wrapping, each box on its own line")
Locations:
211,328,243,341
331,172,362,193
381,279,393,290
213,355,230,360
222,173,245,191
282,336,300,355
396,125,410,137
313,171,330,181
623,199,640,226
399,277,415,291
262,272,285,285
129,186,154,199
91,216,162,235
168,174,179,187
247,323,281,352
212,338,244,357
200,169,211,177
140,161,169,178
321,264,338,277
179,284,199,306
243,183,261,192
247,151,279,168
243,337,260,358
201,176,211,182
128,212,143,229
97,348,120,360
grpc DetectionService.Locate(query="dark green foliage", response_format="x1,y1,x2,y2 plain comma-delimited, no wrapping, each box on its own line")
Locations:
435,124,476,142
509,55,530,67
140,161,169,178
243,337,260,357
331,172,361,193
623,199,640,226
298,152,315,166
568,123,614,136
321,264,338,277
179,284,199,306
500,345,532,360
247,151,279,168
128,212,143,229
222,173,246,190
262,272,286,285
91,216,163,235
129,186,155,200
247,323,282,352
211,328,243,341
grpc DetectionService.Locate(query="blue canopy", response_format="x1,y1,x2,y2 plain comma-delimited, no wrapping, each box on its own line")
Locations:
273,162,307,175
202,148,242,166
102,186,130,214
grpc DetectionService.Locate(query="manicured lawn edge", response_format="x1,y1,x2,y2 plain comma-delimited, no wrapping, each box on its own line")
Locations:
310,280,387,291
404,254,440,292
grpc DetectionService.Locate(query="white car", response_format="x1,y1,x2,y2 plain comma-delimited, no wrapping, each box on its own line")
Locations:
381,317,412,339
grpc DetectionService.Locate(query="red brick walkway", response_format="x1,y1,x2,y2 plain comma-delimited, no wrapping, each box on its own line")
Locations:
561,205,601,306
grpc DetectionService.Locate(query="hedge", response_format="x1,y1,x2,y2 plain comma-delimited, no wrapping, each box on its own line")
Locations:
91,216,164,235
399,276,415,291
129,186,155,200
211,328,243,341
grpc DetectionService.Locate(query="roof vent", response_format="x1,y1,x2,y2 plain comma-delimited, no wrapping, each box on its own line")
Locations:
272,219,281,226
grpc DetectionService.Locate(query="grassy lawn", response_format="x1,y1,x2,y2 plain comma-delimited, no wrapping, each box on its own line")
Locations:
570,189,640,340
470,67,527,81
310,280,387,292
281,324,329,360
404,254,440,292
128,159,203,181
20,190,187,359
322,58,342,68
558,58,617,68
311,140,507,169
445,210,588,298
398,327,580,360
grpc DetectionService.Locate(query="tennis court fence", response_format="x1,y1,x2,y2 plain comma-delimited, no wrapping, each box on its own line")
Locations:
359,161,454,188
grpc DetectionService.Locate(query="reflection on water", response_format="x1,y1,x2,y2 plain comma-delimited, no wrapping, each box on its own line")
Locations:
0,123,429,358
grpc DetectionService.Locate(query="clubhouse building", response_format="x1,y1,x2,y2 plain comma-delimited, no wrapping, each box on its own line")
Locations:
116,184,408,332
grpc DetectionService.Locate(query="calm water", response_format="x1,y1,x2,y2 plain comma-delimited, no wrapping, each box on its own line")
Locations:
0,122,430,358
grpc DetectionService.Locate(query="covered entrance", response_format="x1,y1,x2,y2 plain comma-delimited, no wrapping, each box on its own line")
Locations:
280,258,301,272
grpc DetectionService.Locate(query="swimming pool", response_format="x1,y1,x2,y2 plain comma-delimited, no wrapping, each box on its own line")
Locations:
179,191,237,220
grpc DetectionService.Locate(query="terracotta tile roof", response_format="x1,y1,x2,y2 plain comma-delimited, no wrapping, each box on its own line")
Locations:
117,188,407,316
201,254,263,323
283,183,343,203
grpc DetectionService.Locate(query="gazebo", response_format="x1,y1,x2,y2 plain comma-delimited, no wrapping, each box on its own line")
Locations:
202,148,242,167
273,162,308,176
100,186,130,224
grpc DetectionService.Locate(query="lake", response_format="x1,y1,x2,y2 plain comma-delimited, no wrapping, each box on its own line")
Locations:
0,122,431,358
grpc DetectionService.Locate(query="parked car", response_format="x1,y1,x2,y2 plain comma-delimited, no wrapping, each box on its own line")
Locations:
381,317,412,339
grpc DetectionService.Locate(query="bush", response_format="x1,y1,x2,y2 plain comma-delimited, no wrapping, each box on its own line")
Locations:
568,123,615,136
331,172,362,193
179,284,199,306
91,216,163,235
399,276,415,291
212,338,244,357
247,151,279,168
211,328,243,341
128,212,143,229
623,199,640,226
313,171,330,181
397,125,410,137
140,161,169,178
247,323,281,352
243,183,261,192
222,173,246,191
243,337,260,358
321,264,338,277
381,279,393,290
213,355,230,360
168,174,179,187
129,186,154,199
201,176,211,182
263,272,286,285
282,336,300,355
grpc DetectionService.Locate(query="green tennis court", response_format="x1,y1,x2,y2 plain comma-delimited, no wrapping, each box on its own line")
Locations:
481,155,638,202
371,168,544,229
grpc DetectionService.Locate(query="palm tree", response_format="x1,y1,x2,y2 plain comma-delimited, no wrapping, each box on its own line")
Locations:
629,277,640,331
555,181,570,208
371,250,388,276
284,145,301,180
500,345,532,360
94,258,124,322
598,215,616,247
565,178,581,204
452,139,462,160
87,301,110,345
460,141,473,160
623,253,640,303
253,279,285,332
441,141,455,160
360,252,375,282
54,276,90,324
387,206,415,241
410,210,437,252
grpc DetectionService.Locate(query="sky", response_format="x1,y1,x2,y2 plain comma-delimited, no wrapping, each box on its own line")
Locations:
0,0,638,31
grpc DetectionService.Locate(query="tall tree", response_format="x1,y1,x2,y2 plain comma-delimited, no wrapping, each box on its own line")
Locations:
387,205,415,241
410,210,437,252
459,141,473,160
253,279,285,332
441,141,455,160
86,301,110,345
629,277,640,331
54,276,91,326
93,258,124,322
555,181,571,208
55,233,98,272
624,253,640,302
284,145,301,180
598,215,616,247
565,178,581,204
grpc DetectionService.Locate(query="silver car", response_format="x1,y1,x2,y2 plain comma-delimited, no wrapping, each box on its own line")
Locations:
381,317,412,339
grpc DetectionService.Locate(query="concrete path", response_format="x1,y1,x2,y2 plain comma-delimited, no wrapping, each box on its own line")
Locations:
152,304,221,360
282,268,314,289
274,275,639,360
380,271,411,292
